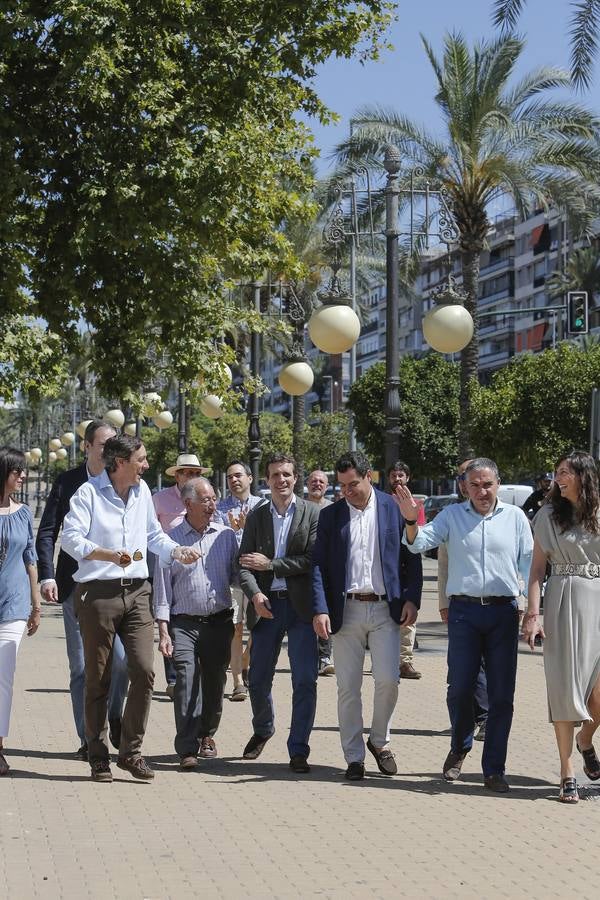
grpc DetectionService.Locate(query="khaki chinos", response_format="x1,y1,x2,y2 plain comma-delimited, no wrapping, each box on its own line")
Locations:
75,577,155,762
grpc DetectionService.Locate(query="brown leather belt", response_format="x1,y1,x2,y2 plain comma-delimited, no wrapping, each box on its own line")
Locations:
346,592,387,602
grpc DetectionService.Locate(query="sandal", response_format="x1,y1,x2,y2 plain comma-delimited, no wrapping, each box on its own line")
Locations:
559,777,579,803
0,752,9,776
575,737,600,780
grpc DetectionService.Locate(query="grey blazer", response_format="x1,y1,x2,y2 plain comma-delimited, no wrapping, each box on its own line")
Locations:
239,496,319,623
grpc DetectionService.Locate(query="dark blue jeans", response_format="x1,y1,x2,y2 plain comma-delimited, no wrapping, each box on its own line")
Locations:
447,600,519,776
249,594,318,759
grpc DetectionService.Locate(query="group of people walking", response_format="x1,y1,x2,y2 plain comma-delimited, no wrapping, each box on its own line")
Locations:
1,431,600,804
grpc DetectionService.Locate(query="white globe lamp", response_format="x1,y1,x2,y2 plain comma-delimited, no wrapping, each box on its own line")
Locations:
423,304,474,353
48,451,57,463
56,448,68,460
308,303,361,354
48,437,62,451
153,410,173,430
61,431,75,447
30,447,42,462
278,361,314,396
199,395,224,419
105,409,125,428
124,422,137,437
76,420,92,439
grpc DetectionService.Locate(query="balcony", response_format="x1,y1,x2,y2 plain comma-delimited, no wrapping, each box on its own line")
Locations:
479,256,514,277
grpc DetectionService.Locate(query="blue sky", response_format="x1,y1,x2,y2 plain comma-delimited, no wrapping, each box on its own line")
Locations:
307,0,598,174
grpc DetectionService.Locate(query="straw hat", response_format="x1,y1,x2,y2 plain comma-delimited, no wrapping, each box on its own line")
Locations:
165,453,210,477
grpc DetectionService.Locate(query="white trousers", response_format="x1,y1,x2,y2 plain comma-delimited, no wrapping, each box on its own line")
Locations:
0,620,27,738
332,599,400,763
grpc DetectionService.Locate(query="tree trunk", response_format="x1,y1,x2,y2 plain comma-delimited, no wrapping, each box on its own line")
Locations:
292,393,305,495
459,245,481,458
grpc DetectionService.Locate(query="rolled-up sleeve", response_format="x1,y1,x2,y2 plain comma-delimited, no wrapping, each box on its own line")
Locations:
403,508,451,554
62,485,98,561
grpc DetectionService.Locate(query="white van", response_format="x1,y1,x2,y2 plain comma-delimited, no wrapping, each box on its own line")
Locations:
497,484,532,507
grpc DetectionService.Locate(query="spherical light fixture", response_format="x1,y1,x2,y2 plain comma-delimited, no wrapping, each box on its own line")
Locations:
48,437,62,451
278,361,314,396
79,439,85,452
423,304,474,354
308,304,361,354
76,420,92,439
105,409,125,428
199,395,224,419
142,392,162,416
153,410,174,430
124,421,137,436
30,447,42,461
24,451,33,465
49,451,57,463
61,432,75,447
56,447,68,460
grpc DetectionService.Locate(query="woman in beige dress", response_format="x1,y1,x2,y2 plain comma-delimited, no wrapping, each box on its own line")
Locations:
523,450,600,803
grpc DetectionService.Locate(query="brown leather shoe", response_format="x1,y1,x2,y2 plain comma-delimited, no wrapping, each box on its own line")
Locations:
116,755,155,780
366,738,397,775
199,736,217,759
443,750,467,781
90,759,113,783
400,662,422,680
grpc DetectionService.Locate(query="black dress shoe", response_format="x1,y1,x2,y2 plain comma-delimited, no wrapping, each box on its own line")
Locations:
443,750,467,781
109,718,122,750
484,774,509,793
242,732,273,760
366,738,397,775
75,744,88,761
289,755,311,773
345,761,365,780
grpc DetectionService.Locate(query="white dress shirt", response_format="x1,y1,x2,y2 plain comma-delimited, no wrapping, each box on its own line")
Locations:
270,497,296,591
62,470,177,582
346,489,386,595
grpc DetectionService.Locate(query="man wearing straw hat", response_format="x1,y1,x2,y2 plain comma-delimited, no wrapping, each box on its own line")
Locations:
152,453,210,697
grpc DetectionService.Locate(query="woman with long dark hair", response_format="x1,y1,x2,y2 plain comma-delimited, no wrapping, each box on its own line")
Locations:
0,447,41,775
523,450,600,803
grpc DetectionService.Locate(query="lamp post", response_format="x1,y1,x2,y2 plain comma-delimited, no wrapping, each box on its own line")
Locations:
324,148,473,481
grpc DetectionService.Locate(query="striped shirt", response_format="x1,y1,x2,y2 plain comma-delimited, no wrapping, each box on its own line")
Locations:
217,494,263,545
153,518,239,620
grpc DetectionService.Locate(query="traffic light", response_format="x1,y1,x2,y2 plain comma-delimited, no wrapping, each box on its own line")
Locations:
567,291,588,334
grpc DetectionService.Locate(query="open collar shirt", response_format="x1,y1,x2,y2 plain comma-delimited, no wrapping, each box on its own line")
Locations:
152,484,186,532
153,518,239,620
404,499,532,598
62,470,176,582
346,489,386,596
270,496,296,591
217,493,263,545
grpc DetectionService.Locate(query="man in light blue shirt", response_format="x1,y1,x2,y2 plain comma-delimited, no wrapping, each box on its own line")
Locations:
397,457,532,793
62,434,200,784
154,477,239,768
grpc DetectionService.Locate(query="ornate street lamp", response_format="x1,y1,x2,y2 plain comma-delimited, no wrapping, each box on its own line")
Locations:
423,274,474,353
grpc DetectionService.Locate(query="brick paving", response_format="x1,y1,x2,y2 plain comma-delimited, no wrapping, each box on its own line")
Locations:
2,559,600,899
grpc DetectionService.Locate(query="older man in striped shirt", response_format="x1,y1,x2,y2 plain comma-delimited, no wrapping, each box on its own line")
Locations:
153,477,239,768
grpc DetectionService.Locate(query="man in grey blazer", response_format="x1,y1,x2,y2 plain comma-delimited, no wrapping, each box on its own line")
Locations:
239,453,319,773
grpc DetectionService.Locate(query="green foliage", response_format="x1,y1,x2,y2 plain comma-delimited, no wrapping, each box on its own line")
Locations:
202,412,292,475
0,1,394,400
471,343,600,476
299,412,352,472
0,316,69,403
347,356,460,476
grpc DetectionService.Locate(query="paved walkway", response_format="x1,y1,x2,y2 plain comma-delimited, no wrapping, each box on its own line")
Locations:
2,559,600,899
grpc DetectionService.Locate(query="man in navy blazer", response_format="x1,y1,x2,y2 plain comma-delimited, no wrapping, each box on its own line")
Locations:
312,451,423,780
36,419,128,758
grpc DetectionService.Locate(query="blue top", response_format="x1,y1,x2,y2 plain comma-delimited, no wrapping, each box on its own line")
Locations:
0,505,37,622
270,497,296,591
153,518,239,620
404,499,532,598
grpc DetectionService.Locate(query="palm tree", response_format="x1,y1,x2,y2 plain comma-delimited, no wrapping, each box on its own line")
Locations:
493,0,600,90
335,32,600,454
547,245,600,299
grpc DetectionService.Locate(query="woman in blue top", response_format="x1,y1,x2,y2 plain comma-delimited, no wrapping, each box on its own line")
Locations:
0,447,41,776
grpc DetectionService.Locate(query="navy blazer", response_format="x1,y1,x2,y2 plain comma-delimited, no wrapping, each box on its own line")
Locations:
35,463,88,601
311,491,423,634
239,496,320,624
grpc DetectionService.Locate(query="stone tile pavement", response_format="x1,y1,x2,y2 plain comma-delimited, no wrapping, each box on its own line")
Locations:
2,559,600,899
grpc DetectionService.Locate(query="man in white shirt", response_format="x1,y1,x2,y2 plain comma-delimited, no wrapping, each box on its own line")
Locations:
62,434,200,783
312,452,422,780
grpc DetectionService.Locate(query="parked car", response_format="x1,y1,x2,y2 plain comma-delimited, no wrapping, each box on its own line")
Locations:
497,484,533,507
423,494,458,523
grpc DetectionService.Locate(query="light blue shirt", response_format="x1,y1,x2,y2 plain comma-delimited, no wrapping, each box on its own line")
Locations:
217,493,263,546
62,470,177,582
270,497,296,591
153,519,239,620
404,499,532,598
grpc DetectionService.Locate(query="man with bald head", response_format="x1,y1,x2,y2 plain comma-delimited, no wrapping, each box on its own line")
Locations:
153,477,239,768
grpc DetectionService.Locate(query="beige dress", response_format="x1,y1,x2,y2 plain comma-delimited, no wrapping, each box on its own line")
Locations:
534,505,600,721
